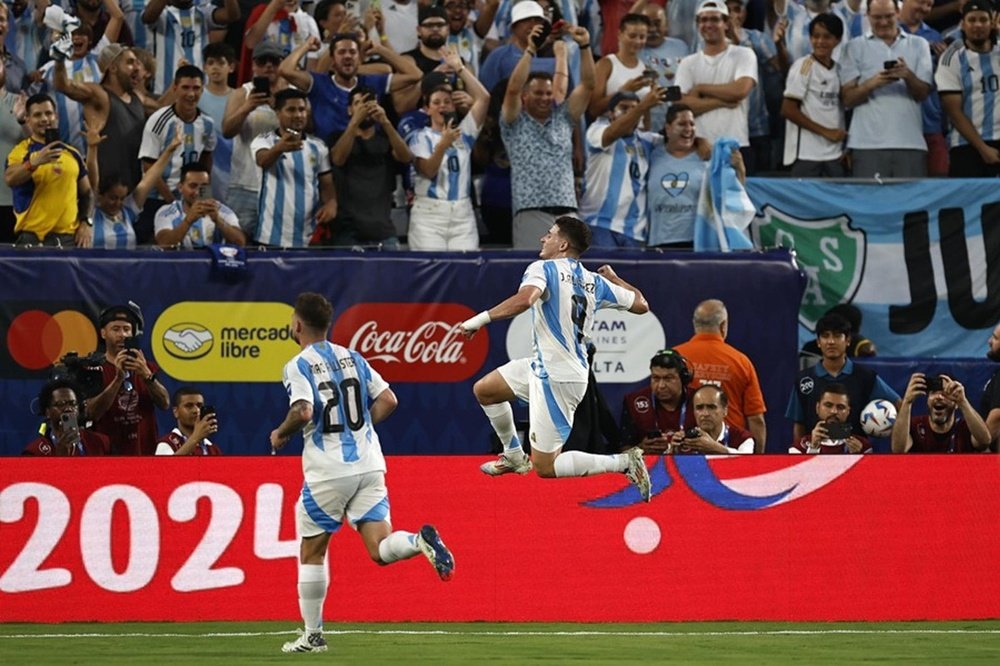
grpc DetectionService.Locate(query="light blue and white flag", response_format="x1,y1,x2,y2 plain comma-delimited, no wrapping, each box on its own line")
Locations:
693,138,755,252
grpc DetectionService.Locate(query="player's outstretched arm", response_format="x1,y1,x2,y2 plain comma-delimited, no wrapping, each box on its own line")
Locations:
459,286,542,338
270,399,313,450
596,265,649,314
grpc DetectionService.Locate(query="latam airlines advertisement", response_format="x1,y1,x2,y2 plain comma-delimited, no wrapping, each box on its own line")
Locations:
2,456,999,622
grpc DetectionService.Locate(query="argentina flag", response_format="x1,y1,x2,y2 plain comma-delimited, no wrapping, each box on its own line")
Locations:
693,138,756,252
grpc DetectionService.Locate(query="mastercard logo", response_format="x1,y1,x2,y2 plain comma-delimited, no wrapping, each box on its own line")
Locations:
6,309,98,371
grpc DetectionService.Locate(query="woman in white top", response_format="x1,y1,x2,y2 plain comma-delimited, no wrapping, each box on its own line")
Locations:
589,12,653,118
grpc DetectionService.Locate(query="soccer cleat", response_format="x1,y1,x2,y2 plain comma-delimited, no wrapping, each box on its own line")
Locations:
281,630,328,653
479,452,532,476
416,524,455,582
624,447,652,502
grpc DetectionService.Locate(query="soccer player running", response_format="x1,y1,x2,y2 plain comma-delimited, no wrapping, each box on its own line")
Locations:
459,216,654,501
270,293,455,654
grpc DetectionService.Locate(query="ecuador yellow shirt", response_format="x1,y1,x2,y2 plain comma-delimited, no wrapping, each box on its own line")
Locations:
6,138,87,240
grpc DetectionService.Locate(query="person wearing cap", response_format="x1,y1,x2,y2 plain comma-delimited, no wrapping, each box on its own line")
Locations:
395,5,469,111
241,0,322,85
222,40,284,241
840,0,933,177
480,0,564,94
936,0,1000,176
23,379,110,457
579,86,663,247
500,19,594,249
676,0,758,150
53,42,147,192
87,304,169,456
142,0,241,94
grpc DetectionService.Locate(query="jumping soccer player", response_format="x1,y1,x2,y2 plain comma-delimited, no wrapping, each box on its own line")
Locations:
459,216,654,500
270,292,455,654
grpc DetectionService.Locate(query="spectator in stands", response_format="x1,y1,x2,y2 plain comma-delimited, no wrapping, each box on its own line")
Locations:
4,93,93,247
88,123,181,249
635,0,690,132
670,0,702,48
278,33,421,140
580,88,661,248
252,88,337,247
0,1,31,93
781,13,847,177
154,162,246,248
125,0,155,50
786,312,900,442
674,298,767,451
54,43,147,193
480,0,562,94
408,45,489,250
789,382,871,453
199,42,236,201
589,13,651,118
23,379,110,456
935,1,1000,177
979,322,1000,447
0,58,25,243
326,88,410,247
222,41,283,242
771,0,863,64
500,23,594,248
75,0,134,46
677,0,757,156
156,386,223,455
799,303,876,367
88,303,169,456
471,78,514,247
620,348,697,453
142,0,241,94
395,5,465,110
891,372,991,452
668,384,756,453
313,0,351,44
138,64,217,244
840,0,933,178
382,0,420,54
444,0,493,77
899,0,948,176
242,0,322,84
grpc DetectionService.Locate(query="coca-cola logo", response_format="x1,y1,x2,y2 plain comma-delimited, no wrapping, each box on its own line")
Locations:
331,303,489,383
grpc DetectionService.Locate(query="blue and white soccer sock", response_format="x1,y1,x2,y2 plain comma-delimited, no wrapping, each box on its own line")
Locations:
297,563,327,634
482,402,525,457
378,531,420,564
553,451,628,477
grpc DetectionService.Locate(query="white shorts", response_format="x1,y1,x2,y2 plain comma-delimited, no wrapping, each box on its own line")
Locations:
497,357,587,454
296,471,391,538
408,197,479,251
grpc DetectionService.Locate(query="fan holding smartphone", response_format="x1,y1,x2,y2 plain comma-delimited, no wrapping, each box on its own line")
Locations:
155,386,224,456
22,379,111,456
790,384,872,454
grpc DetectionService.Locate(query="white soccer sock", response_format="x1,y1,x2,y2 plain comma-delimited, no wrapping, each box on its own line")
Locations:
297,563,327,634
377,530,420,564
482,402,524,455
553,451,628,478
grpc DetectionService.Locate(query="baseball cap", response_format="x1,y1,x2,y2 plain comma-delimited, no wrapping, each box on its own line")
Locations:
695,0,730,16
608,91,640,112
98,43,128,76
961,0,993,15
421,71,452,96
510,0,547,26
252,40,286,61
418,5,448,24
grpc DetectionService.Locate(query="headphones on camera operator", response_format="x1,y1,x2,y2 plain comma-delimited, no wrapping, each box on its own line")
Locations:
651,348,693,387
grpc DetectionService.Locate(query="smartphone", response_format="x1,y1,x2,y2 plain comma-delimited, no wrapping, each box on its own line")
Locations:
664,85,682,102
684,427,700,439
44,127,61,145
824,420,852,440
884,60,897,70
646,430,663,439
60,411,80,437
925,375,944,393
252,76,270,95
531,21,552,49
201,405,216,419
551,19,566,33
123,336,141,356
286,128,301,138
441,111,457,127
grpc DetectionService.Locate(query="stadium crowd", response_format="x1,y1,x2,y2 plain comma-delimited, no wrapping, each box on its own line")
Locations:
2,0,998,251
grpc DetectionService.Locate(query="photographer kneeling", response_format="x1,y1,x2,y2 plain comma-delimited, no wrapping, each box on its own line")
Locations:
156,386,223,456
668,385,755,454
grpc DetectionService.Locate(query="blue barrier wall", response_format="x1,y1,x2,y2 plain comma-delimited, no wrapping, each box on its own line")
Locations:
0,248,805,455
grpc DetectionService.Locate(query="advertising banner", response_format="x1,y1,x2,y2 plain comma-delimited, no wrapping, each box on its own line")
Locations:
2,456,999,622
747,178,1000,357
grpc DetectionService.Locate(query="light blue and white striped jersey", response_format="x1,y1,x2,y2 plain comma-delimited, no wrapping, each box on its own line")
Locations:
251,131,331,247
152,4,219,92
446,26,482,77
138,105,217,196
123,0,153,50
408,113,480,201
282,341,389,483
936,45,1000,147
153,199,240,248
9,5,48,72
778,1,862,64
521,258,635,383
93,198,140,249
37,48,103,154
579,118,657,243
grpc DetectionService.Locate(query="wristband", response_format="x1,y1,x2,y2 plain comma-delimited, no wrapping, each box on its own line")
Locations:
579,43,591,50
461,311,491,332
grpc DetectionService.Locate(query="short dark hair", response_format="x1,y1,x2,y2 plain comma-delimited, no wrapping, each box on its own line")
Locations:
619,12,651,30
330,32,360,50
295,292,334,332
348,85,376,106
815,312,852,338
809,13,844,40
180,162,210,182
98,177,129,196
819,381,850,403
523,71,554,90
650,348,692,386
25,93,56,115
172,385,204,408
274,88,308,110
203,41,237,63
554,216,591,255
38,378,80,414
665,103,693,126
173,64,205,83
693,384,728,408
314,0,346,24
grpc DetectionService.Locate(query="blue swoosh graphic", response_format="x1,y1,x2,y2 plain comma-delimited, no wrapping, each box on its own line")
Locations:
674,457,794,510
582,456,672,508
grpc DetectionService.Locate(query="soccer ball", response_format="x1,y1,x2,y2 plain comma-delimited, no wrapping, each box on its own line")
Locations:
860,399,897,437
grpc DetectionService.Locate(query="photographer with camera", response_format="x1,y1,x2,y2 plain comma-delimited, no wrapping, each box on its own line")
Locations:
891,373,991,453
790,383,871,454
620,349,697,454
24,379,110,456
156,386,223,455
87,304,170,455
668,385,755,454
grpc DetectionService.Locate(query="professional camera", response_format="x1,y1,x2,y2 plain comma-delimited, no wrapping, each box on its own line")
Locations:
50,351,105,400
